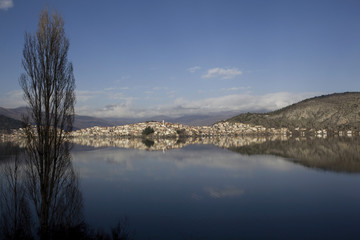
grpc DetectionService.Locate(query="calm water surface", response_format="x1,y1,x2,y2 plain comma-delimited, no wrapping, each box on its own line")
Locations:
69,138,360,240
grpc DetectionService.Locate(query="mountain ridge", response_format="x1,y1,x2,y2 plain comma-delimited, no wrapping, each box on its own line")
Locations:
227,92,360,131
0,115,24,133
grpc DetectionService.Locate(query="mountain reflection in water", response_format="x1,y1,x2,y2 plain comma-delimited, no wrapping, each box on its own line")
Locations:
228,137,360,173
71,136,360,173
2,136,360,239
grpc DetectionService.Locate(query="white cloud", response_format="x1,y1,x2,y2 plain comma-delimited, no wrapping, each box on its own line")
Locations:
76,90,104,103
1,88,318,119
221,86,251,91
170,92,317,114
0,90,26,108
0,0,13,10
104,87,116,91
75,88,136,117
202,67,242,80
79,101,140,118
75,88,132,104
187,66,201,73
75,91,318,119
114,76,131,83
152,86,168,91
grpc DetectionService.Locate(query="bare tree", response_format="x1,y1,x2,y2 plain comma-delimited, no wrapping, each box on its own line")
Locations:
19,9,78,239
17,8,134,240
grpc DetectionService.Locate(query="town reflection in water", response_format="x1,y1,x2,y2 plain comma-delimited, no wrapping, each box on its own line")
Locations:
1,135,360,239
72,135,289,151
70,136,360,174
8,135,360,173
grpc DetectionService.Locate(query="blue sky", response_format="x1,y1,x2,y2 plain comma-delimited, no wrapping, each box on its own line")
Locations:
1,0,359,118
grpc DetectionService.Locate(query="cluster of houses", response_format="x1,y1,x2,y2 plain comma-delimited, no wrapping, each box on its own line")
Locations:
2,120,358,145
70,121,291,138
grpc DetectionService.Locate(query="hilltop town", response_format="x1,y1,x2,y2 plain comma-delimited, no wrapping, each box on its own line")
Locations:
70,121,291,138
3,119,359,147
2,93,360,143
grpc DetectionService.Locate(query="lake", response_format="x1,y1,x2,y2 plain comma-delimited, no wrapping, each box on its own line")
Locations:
1,136,360,239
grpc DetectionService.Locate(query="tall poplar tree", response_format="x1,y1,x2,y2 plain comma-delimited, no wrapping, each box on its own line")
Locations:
20,9,81,239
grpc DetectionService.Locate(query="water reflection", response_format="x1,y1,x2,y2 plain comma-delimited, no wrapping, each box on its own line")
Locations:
70,135,289,151
70,136,360,173
0,142,83,240
0,145,33,240
204,186,244,199
71,139,360,239
229,137,360,173
3,135,360,239
0,142,134,240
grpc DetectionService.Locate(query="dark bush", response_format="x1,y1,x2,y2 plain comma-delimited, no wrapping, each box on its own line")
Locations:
176,129,186,136
142,126,154,136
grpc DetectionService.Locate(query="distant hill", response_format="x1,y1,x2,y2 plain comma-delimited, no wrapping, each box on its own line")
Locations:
0,106,28,120
227,92,360,131
0,106,119,130
0,115,23,133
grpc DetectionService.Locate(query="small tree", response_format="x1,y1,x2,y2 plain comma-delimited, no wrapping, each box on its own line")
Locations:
142,126,154,136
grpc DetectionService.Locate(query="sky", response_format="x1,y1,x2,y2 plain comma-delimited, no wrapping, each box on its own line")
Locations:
0,0,359,118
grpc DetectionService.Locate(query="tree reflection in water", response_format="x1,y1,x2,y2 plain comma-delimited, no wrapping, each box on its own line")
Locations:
0,146,33,240
24,141,83,239
0,142,134,240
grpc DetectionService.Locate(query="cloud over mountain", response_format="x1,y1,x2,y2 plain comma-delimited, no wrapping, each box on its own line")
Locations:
75,92,317,119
